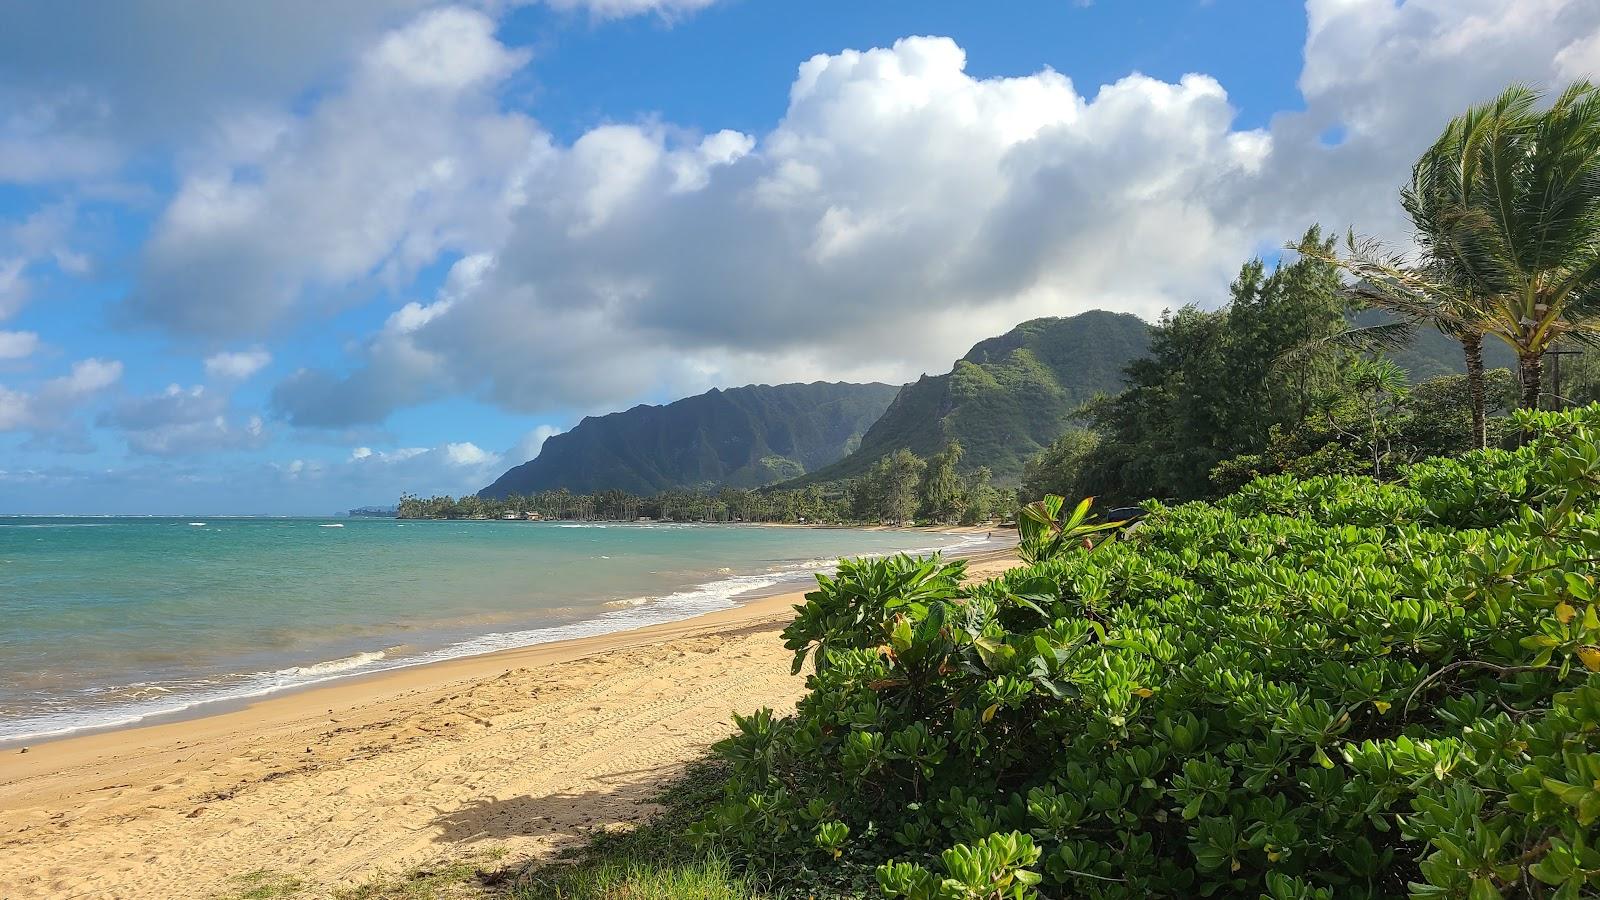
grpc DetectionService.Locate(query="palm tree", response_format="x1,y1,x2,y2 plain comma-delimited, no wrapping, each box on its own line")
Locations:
1341,82,1600,419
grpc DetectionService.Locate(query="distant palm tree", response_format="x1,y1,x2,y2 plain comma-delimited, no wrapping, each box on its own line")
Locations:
1335,82,1600,422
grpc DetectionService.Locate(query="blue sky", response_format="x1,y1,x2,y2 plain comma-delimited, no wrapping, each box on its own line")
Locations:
1,0,1596,514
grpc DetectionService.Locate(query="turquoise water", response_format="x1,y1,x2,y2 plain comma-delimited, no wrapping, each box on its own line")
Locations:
0,517,983,742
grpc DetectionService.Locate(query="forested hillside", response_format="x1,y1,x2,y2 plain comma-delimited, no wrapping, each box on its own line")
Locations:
479,381,899,497
795,311,1151,485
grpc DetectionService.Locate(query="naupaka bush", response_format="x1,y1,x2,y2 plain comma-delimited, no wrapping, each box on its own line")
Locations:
693,405,1600,898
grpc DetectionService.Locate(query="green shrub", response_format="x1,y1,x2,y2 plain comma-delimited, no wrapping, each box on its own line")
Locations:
694,404,1600,898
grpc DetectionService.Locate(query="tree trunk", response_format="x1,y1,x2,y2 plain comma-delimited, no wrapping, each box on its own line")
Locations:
1460,335,1488,449
1518,352,1544,410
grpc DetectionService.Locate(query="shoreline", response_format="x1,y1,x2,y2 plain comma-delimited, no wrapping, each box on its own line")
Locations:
5,541,1014,757
2,524,1009,749
0,545,1018,899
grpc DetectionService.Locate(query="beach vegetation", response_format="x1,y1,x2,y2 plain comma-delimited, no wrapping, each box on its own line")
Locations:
686,402,1600,898
224,870,307,900
330,851,508,900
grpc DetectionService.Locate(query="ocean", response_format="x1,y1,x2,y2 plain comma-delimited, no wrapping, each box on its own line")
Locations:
0,517,984,743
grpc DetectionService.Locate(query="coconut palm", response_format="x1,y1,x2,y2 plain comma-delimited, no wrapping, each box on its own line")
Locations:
1340,82,1600,420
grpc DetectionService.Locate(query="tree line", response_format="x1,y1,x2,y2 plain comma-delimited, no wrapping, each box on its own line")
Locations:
397,442,1011,526
397,485,850,524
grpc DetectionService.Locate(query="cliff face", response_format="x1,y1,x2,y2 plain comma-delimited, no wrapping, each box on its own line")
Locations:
479,381,900,497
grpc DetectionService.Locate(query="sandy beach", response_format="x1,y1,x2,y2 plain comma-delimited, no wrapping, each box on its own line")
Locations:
0,548,1017,899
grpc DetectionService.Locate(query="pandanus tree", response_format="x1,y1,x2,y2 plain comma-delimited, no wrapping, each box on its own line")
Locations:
1319,81,1600,441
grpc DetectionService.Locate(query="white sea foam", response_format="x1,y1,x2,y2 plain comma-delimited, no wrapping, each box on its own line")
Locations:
277,650,386,677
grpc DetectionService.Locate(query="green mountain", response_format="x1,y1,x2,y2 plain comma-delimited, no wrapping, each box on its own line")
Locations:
795,311,1152,485
479,381,900,497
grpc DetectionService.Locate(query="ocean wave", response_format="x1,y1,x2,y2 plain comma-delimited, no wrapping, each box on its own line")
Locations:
276,650,386,677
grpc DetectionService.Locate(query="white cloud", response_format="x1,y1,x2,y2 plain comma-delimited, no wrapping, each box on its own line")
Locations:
1556,30,1600,82
0,202,90,323
509,424,562,464
443,441,494,466
283,35,1273,423
124,6,537,338
0,356,122,450
99,384,270,457
282,438,506,498
269,253,490,426
19,0,1600,453
0,385,28,430
359,4,1588,424
204,349,272,380
0,330,37,359
49,358,123,396
0,91,121,184
539,0,723,20
1246,0,1600,245
0,2,434,163
0,258,27,321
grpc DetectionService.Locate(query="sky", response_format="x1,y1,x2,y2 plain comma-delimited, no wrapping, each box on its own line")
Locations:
1,0,1597,515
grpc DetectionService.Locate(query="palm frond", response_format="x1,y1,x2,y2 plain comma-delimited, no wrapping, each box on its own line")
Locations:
1274,319,1420,369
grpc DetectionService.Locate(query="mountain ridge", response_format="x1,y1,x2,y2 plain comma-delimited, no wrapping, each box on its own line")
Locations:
479,381,899,497
791,310,1154,485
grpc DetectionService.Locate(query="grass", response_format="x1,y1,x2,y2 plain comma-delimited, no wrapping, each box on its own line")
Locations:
223,870,306,900
501,762,781,900
508,854,764,900
333,849,509,900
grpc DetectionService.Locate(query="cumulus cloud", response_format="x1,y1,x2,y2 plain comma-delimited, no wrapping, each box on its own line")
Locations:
204,349,273,381
276,438,505,502
0,330,36,360
266,3,1600,430
508,424,562,465
282,35,1274,423
270,254,488,426
0,91,121,184
14,0,1598,459
0,357,123,449
1246,0,1600,244
48,357,123,396
0,2,434,162
98,384,269,457
0,202,90,324
123,7,537,338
